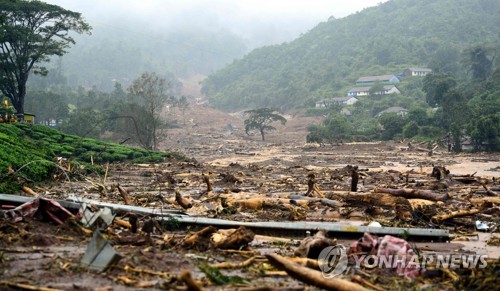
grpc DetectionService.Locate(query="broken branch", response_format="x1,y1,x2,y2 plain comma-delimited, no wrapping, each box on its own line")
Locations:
432,209,480,222
265,254,368,291
374,188,448,201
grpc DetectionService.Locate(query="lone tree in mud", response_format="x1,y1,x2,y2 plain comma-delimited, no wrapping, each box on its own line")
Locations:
244,108,287,141
0,0,91,120
127,72,171,151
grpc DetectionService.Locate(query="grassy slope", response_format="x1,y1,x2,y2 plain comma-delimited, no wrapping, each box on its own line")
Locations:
0,123,170,192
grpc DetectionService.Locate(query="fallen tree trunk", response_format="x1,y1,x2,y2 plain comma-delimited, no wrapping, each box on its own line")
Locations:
482,185,499,196
266,254,368,291
229,197,308,210
288,195,342,208
469,197,500,204
180,226,217,250
214,226,255,249
432,209,480,222
374,188,448,201
344,193,413,220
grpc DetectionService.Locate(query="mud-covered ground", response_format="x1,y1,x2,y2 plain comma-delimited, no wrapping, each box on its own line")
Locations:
1,105,499,290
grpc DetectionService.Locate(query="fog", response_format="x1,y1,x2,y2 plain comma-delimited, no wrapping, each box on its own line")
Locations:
44,0,388,47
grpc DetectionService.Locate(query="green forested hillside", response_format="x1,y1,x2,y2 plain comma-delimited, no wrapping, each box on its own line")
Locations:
202,0,500,110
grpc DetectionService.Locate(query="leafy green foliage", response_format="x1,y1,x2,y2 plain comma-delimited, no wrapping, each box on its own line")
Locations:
466,88,500,151
378,113,406,140
203,0,500,111
0,0,91,116
0,123,170,192
198,264,248,285
244,108,287,141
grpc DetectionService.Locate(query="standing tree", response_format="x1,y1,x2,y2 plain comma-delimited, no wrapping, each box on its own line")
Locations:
127,72,170,150
0,0,91,120
462,46,496,82
244,108,287,141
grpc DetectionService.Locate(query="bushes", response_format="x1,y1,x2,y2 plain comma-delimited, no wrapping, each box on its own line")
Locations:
0,123,171,192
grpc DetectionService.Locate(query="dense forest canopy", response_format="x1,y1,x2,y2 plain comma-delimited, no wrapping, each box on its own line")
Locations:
201,0,500,111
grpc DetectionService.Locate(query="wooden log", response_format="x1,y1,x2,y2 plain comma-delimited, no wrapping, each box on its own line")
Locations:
374,188,448,201
482,184,499,196
214,226,255,249
175,191,192,209
212,256,258,269
305,173,325,198
288,257,320,270
432,209,480,222
202,174,213,192
118,184,132,205
344,193,413,220
229,198,308,210
469,197,500,204
114,218,132,229
265,254,368,291
129,213,138,233
181,226,217,249
179,270,204,291
351,167,359,192
21,185,37,196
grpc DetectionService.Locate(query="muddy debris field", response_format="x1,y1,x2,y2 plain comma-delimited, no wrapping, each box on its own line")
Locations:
0,141,499,290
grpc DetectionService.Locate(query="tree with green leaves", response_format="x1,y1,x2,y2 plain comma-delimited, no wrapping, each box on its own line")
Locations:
378,112,406,140
127,72,171,150
244,108,286,141
0,0,91,120
462,46,496,81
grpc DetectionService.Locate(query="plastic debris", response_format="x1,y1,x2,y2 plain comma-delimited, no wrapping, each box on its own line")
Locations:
81,231,122,272
368,221,382,227
476,220,494,231
80,203,115,228
0,197,76,224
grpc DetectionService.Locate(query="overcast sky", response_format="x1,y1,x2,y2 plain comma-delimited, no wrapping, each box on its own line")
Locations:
45,0,388,46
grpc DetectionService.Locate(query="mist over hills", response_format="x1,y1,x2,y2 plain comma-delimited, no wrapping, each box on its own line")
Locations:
37,0,353,92
201,0,500,111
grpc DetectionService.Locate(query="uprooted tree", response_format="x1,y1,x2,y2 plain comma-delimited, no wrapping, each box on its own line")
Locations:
244,108,287,141
0,0,91,120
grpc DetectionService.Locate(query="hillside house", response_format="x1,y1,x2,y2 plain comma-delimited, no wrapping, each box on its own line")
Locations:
347,85,400,97
405,68,432,77
315,97,358,108
347,86,370,97
376,106,408,117
372,84,401,95
356,74,400,85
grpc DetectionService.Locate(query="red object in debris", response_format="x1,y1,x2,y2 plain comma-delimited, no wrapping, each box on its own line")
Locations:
377,235,420,279
349,232,420,279
349,232,379,255
0,198,76,224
